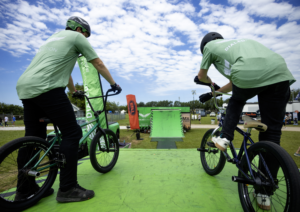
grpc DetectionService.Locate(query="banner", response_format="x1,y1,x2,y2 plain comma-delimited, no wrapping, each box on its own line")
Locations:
77,56,107,150
126,95,140,129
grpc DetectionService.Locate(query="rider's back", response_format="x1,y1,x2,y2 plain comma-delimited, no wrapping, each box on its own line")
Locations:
201,38,295,88
16,30,98,100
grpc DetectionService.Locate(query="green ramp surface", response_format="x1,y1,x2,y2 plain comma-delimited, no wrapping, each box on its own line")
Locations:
25,149,243,212
150,110,184,138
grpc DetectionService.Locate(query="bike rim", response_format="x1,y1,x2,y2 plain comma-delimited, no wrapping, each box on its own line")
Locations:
240,150,289,212
202,134,222,170
95,134,118,168
0,143,53,203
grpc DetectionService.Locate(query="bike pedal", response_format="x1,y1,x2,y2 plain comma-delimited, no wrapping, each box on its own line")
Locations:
55,152,66,168
207,142,216,148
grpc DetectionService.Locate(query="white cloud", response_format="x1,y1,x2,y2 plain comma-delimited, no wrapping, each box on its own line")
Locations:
0,0,299,99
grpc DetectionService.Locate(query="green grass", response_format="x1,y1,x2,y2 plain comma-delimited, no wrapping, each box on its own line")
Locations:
0,130,53,147
117,114,130,126
2,120,53,127
1,129,299,168
117,129,300,168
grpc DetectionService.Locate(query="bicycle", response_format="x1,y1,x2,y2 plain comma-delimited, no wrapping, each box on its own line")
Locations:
197,85,300,212
0,89,120,212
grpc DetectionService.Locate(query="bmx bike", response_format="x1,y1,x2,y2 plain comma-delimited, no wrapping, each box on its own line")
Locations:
0,89,120,211
197,85,300,212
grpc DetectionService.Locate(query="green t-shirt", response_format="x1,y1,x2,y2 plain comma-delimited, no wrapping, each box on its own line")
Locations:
16,30,98,99
200,39,296,88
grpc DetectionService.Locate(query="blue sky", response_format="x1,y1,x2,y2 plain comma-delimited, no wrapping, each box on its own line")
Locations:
0,0,300,107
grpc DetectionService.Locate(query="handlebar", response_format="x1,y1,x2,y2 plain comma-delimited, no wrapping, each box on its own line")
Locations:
209,85,232,113
82,89,121,117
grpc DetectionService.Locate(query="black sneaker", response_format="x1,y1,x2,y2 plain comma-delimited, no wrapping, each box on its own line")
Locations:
14,185,54,201
56,184,94,203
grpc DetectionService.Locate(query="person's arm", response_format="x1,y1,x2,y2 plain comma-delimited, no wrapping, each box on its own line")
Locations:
67,76,76,93
89,58,115,85
198,69,212,84
217,81,232,93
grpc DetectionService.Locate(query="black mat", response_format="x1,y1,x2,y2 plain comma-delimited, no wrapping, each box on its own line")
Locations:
150,138,183,149
150,138,183,142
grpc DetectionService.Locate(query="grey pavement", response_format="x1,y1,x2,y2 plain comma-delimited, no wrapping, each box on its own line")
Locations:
1,125,300,131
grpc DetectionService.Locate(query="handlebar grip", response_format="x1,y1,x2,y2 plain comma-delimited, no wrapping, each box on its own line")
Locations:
107,88,121,95
194,76,211,86
107,88,114,93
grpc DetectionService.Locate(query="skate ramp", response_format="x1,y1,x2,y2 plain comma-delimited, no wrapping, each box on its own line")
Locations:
150,110,184,139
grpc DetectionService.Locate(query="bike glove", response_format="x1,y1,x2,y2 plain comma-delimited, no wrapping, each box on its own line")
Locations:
72,90,85,99
110,83,122,94
194,76,211,86
199,92,213,103
212,83,221,91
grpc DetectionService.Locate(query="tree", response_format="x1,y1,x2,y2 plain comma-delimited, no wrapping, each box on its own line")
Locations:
67,83,86,111
145,101,158,107
290,89,300,101
137,102,145,107
157,100,173,107
174,101,181,107
0,102,24,114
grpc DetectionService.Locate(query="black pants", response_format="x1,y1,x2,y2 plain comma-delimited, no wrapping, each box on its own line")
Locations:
221,81,290,193
18,88,82,192
5,122,8,126
221,80,290,142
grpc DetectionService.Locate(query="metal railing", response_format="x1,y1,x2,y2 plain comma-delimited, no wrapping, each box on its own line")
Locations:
106,113,125,122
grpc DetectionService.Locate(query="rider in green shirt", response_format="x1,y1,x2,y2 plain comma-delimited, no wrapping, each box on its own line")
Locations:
196,32,295,210
15,16,122,203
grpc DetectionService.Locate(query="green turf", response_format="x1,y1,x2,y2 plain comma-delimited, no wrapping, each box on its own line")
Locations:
24,149,243,212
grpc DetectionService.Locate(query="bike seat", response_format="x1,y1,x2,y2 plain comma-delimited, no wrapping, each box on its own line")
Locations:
39,117,53,124
242,115,267,132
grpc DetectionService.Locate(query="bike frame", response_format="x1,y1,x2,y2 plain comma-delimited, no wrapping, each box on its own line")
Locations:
24,89,119,172
208,86,275,184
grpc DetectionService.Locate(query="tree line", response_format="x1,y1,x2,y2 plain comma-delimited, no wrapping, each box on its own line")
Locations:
0,102,24,115
4,86,298,115
67,84,300,114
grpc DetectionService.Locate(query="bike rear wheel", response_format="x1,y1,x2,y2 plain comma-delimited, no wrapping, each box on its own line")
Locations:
0,136,58,212
90,129,119,173
238,141,300,212
200,129,226,176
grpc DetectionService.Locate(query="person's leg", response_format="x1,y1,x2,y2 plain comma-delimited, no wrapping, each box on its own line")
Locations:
257,80,290,194
32,88,82,192
221,84,264,141
294,146,300,157
258,81,290,144
17,99,47,194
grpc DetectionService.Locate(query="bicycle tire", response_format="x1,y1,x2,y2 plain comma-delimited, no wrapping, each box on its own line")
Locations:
90,129,119,173
200,129,226,176
0,136,58,212
238,141,300,212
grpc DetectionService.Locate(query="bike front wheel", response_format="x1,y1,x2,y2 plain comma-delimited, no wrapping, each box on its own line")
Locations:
0,136,58,212
90,129,120,173
200,129,226,176
238,141,300,212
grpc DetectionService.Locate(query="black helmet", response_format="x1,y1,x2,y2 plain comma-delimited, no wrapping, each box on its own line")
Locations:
66,16,91,37
200,32,223,54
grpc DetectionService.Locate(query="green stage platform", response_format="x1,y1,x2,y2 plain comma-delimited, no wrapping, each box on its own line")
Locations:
26,149,243,212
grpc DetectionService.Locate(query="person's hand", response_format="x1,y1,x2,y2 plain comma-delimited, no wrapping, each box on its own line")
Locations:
110,83,122,94
72,90,85,99
194,76,211,86
212,83,220,91
199,92,213,103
